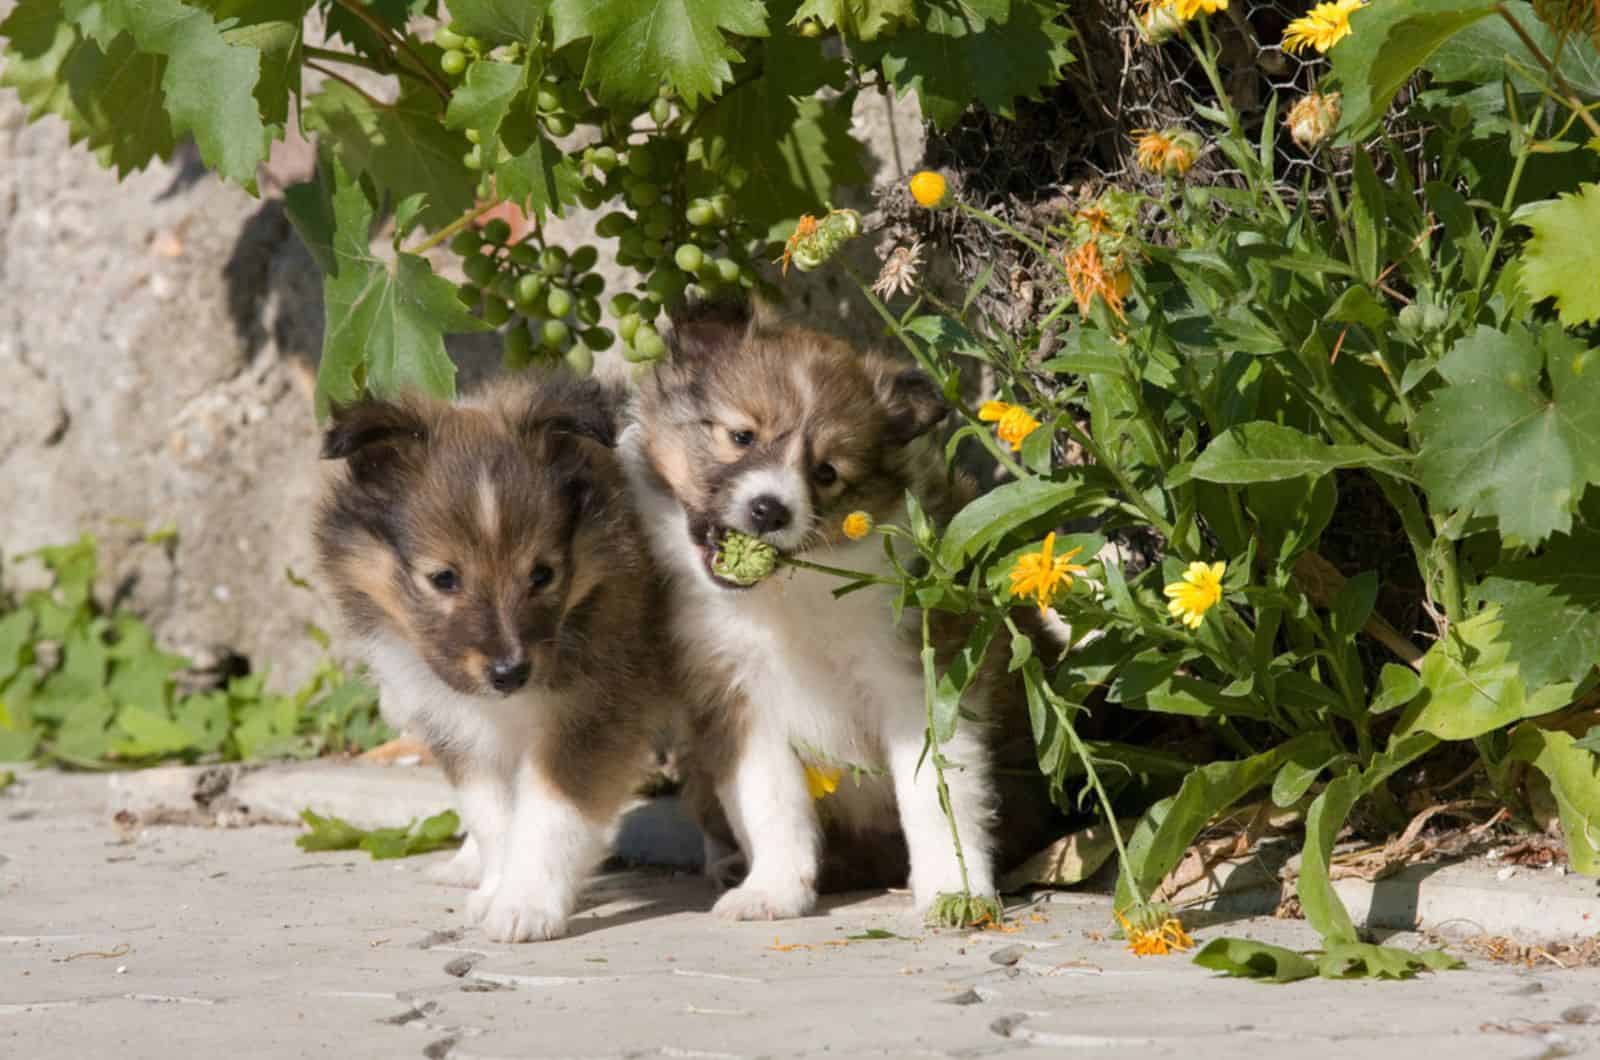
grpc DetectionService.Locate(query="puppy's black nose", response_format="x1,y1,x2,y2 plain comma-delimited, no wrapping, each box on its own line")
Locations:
488,658,531,694
748,494,792,533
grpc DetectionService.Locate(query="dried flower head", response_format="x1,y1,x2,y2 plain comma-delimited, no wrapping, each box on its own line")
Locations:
1286,92,1342,151
872,241,924,299
1133,1,1184,43
1117,907,1196,956
1133,128,1203,177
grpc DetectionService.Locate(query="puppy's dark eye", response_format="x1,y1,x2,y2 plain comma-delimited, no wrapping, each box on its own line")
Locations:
814,462,838,486
428,569,460,593
729,428,755,448
529,564,555,591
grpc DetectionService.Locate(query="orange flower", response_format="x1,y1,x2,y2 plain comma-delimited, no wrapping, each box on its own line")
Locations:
1007,532,1088,613
1117,909,1195,956
978,400,1042,452
779,214,820,276
1064,239,1131,321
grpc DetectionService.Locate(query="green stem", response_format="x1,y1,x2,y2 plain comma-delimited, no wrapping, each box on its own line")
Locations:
331,0,450,103
1472,98,1545,313
1190,19,1292,224
1496,3,1600,138
921,609,976,901
955,202,1055,263
778,554,898,586
405,198,504,256
1042,682,1144,912
305,62,389,109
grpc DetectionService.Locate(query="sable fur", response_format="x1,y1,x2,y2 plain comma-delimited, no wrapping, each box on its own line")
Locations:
622,300,1055,920
316,371,672,942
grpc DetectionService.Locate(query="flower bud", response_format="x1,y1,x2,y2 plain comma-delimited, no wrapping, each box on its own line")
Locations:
712,530,779,585
1134,3,1183,44
1286,92,1341,151
909,170,952,209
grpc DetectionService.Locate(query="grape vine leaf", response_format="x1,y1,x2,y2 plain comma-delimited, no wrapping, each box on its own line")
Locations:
691,7,862,231
214,0,312,131
1,0,178,176
550,0,770,107
1510,725,1600,874
86,0,275,189
1402,609,1575,741
303,80,475,230
323,0,411,61
444,58,524,174
791,0,916,40
1515,182,1600,327
1414,324,1600,545
1476,518,1600,687
285,161,487,417
498,109,584,220
449,0,546,46
853,0,1073,129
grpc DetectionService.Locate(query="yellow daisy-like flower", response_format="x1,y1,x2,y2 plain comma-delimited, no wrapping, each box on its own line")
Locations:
909,170,951,209
804,764,841,800
1008,532,1088,613
978,400,1042,452
1282,0,1364,54
1172,0,1228,20
1117,909,1196,956
842,511,874,541
1164,560,1226,628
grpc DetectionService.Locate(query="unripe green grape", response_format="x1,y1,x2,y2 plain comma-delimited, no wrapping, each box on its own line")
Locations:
540,246,568,275
463,145,483,171
546,287,574,318
509,243,539,268
476,178,492,199
515,273,545,305
620,337,646,363
456,282,480,306
542,319,570,349
710,193,733,222
544,113,575,137
563,342,594,377
441,49,468,76
626,148,656,179
435,26,465,50
617,229,645,258
596,212,632,239
502,323,533,370
535,88,561,113
481,218,511,244
657,82,674,99
577,184,603,210
633,324,667,360
630,182,661,208
674,244,705,273
463,253,497,286
612,293,640,315
641,238,664,259
463,36,485,53
649,97,672,126
464,127,481,145
450,231,482,257
482,297,512,326
797,18,823,37
686,202,716,228
576,297,601,325
715,257,740,285
643,220,671,241
617,312,641,342
582,326,613,351
577,272,604,297
645,266,686,304
589,145,619,172
492,272,519,301
615,250,637,268
571,245,599,272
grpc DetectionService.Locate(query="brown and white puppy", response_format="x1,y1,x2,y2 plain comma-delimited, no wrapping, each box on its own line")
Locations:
316,373,669,942
620,301,1031,921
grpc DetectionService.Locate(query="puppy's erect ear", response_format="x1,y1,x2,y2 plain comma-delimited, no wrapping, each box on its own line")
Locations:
321,398,428,486
518,376,620,449
877,366,948,445
667,299,754,366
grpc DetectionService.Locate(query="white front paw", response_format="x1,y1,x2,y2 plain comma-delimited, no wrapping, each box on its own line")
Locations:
481,895,569,943
466,879,499,923
711,882,816,921
428,842,482,889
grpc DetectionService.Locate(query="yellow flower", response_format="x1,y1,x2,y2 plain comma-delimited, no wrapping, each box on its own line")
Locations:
842,511,874,541
1164,560,1226,628
909,170,951,209
978,400,1042,452
804,764,841,799
1172,0,1228,19
1282,0,1364,54
1008,532,1088,613
1117,909,1195,956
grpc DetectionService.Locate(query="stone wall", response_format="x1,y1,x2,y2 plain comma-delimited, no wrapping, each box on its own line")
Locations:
0,79,923,689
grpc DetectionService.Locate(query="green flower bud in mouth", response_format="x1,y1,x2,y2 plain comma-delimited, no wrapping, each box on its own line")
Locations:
711,530,779,586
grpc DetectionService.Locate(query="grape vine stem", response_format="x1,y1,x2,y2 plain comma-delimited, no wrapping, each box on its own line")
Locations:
406,199,505,256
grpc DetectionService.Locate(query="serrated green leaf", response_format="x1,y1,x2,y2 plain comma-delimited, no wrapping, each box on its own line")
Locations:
303,80,476,231
114,704,198,757
1193,937,1319,982
854,0,1072,129
295,808,367,851
496,108,583,221
1516,183,1600,326
1510,724,1600,874
1476,524,1600,688
1193,422,1399,483
551,0,769,107
290,160,486,416
790,0,915,40
1415,324,1600,545
444,58,524,176
1318,942,1464,979
449,0,547,46
1404,609,1574,740
1328,0,1498,136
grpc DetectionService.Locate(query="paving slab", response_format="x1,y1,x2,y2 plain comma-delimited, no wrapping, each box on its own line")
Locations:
5,768,1600,1059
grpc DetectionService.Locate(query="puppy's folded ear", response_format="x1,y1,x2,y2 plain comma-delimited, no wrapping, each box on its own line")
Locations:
877,366,948,445
519,377,621,449
667,298,754,365
321,398,429,487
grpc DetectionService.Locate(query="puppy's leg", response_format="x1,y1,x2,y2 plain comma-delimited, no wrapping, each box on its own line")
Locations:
460,774,515,924
479,758,607,943
886,720,998,915
428,833,481,888
710,726,820,921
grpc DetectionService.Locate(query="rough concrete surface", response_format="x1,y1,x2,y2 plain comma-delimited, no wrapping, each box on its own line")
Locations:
5,770,1600,1060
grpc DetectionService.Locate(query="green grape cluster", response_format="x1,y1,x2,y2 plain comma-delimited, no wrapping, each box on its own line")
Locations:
590,87,765,364
451,220,610,377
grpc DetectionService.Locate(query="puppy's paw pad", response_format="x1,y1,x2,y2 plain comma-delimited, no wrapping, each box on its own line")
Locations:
711,884,815,922
481,901,569,944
